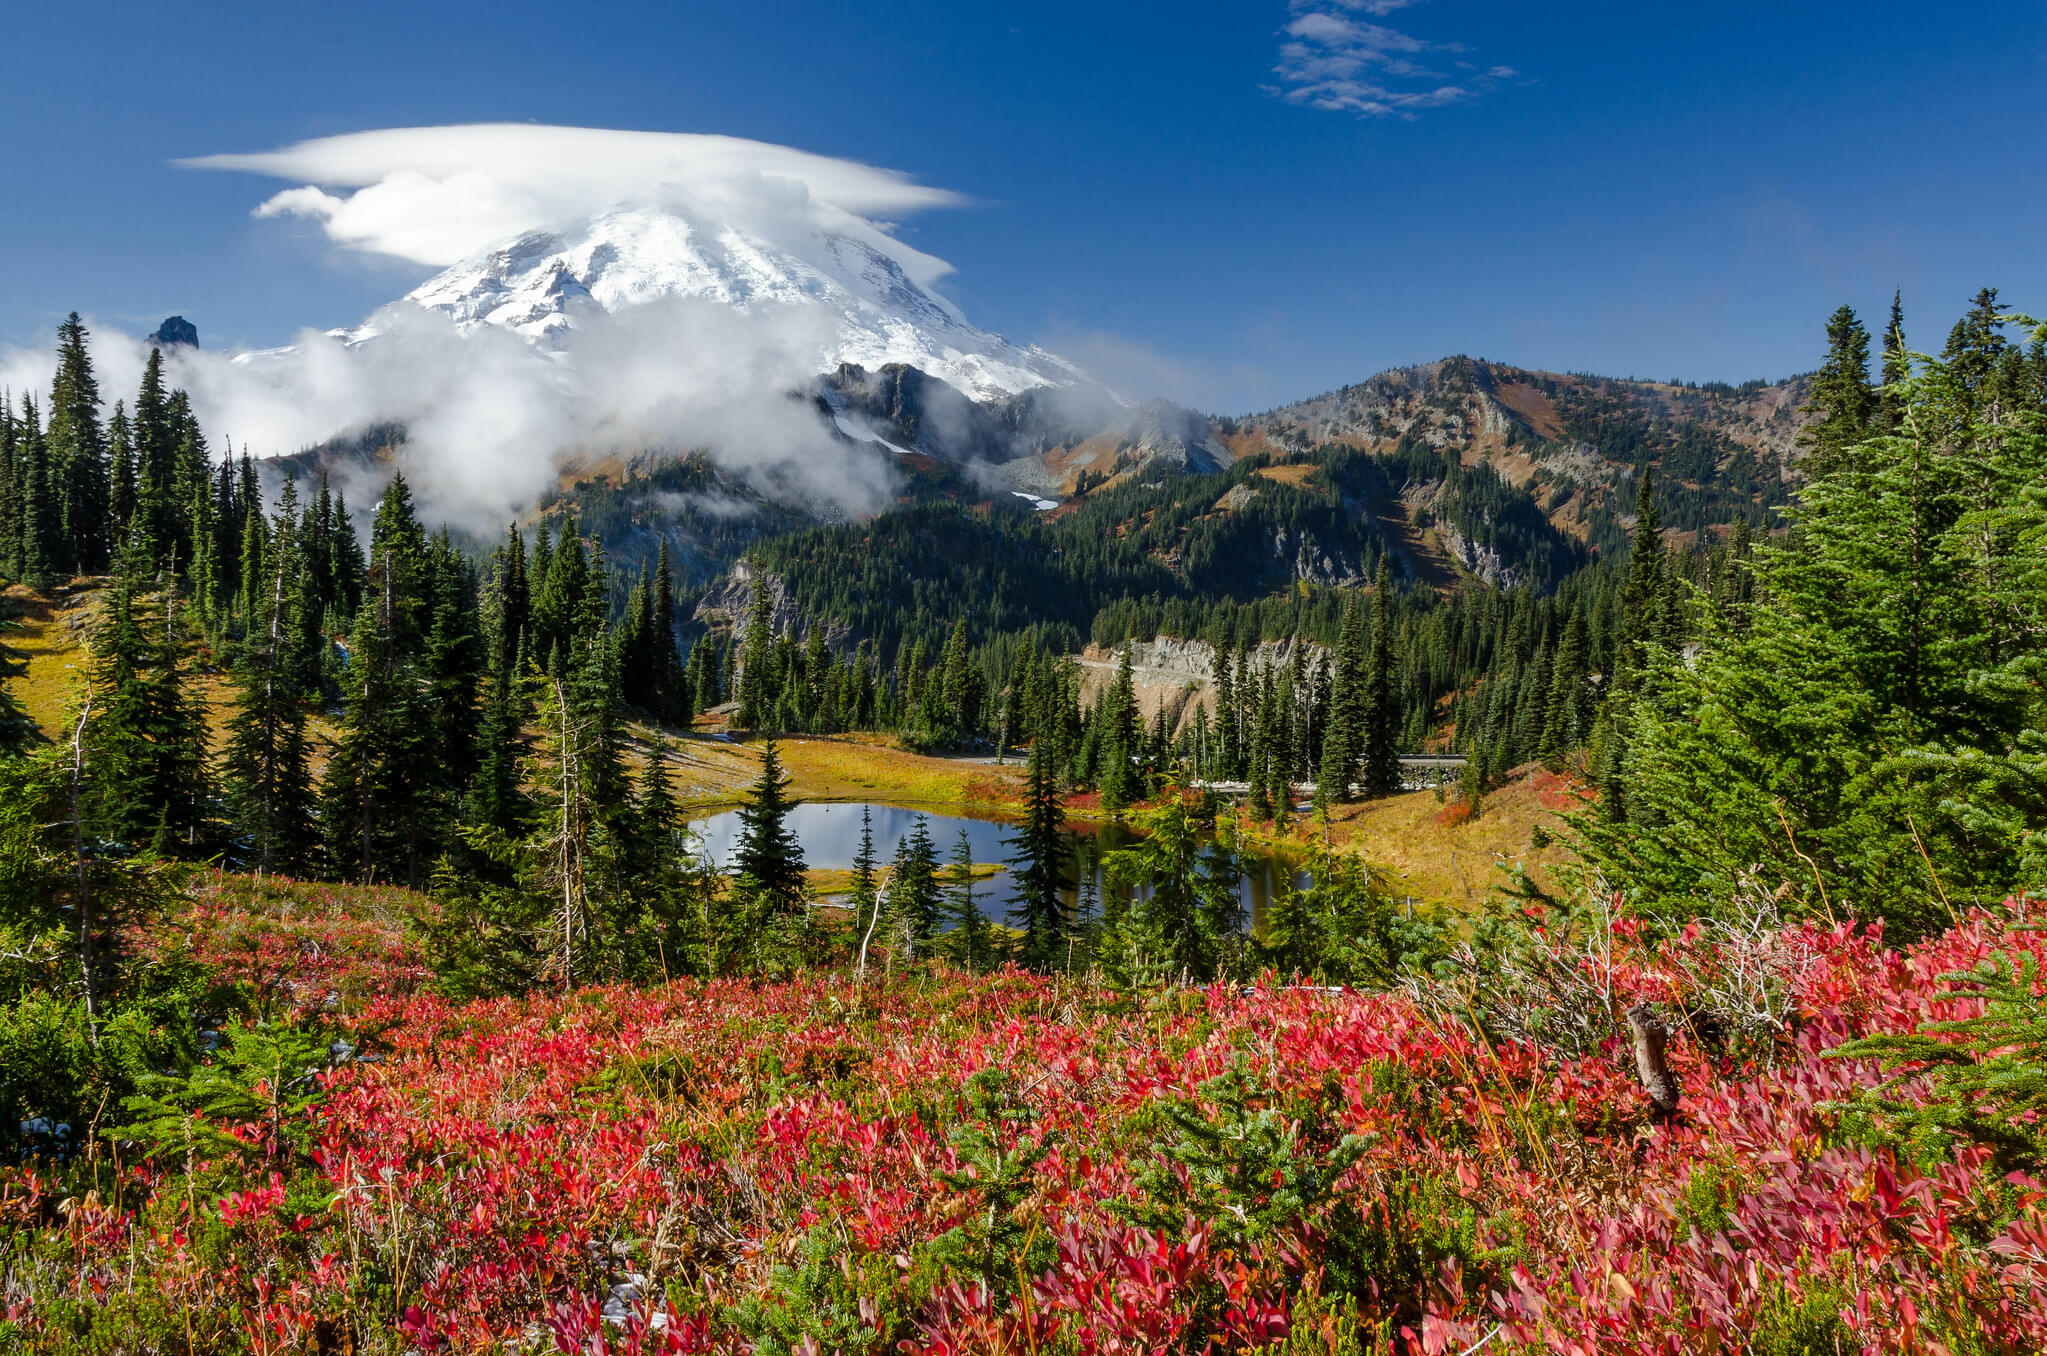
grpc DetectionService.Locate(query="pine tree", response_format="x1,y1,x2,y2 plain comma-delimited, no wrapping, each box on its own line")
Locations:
632,738,681,866
321,472,435,885
16,396,51,587
1361,561,1402,796
469,526,534,835
1878,291,1910,431
536,660,599,990
1098,647,1140,813
944,828,993,973
735,579,775,731
1539,611,1591,760
1213,648,1238,777
651,538,686,721
1100,787,1239,982
85,542,207,852
424,533,487,831
1584,295,2047,935
1316,593,1364,805
937,616,982,744
222,479,317,875
1006,741,1071,970
732,737,806,917
848,805,881,950
129,351,172,565
45,314,110,575
107,400,135,543
886,817,941,958
1799,304,1876,477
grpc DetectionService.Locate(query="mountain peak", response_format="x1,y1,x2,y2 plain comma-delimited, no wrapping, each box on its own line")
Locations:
153,315,198,349
393,205,1083,402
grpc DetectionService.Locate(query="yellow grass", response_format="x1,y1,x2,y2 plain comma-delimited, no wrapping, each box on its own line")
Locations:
1254,462,1321,489
1224,766,1584,909
802,861,1004,895
5,580,243,756
6,580,93,738
651,730,1027,815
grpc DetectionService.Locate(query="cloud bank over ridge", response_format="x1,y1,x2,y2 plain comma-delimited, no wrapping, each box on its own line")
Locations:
29,124,1007,528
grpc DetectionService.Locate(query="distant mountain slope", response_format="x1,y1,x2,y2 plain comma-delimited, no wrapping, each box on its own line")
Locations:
1226,357,1811,554
734,444,1587,666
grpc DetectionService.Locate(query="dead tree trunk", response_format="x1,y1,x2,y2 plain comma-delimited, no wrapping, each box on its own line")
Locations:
1626,1003,1681,1116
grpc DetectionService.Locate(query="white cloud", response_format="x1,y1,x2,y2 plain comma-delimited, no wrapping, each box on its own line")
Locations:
106,123,1022,527
180,123,966,286
1270,1,1517,119
156,299,899,532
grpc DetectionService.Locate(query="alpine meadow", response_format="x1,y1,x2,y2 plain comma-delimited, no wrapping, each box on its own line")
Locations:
3,7,2047,1354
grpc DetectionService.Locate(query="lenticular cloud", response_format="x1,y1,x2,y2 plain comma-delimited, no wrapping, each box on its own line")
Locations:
180,123,965,284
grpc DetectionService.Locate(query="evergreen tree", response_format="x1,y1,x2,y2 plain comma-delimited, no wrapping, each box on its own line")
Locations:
735,580,775,731
107,401,135,543
1878,291,1910,431
847,805,881,952
886,817,942,958
129,351,172,565
732,737,806,917
1316,593,1364,805
16,396,51,586
45,314,110,575
1585,294,2047,934
1100,787,1240,982
1098,647,1140,813
1539,611,1591,760
1006,740,1071,970
944,828,993,973
221,479,317,874
937,616,982,745
321,473,436,885
651,538,687,721
1799,304,1876,477
535,658,601,990
1361,561,1402,796
469,526,534,835
84,543,206,852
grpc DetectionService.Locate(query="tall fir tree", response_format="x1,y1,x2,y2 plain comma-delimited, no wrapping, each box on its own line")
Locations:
321,472,437,886
44,314,110,575
731,737,807,917
1316,593,1365,805
1799,304,1877,477
1361,560,1402,796
1006,740,1071,970
85,540,207,852
943,828,993,973
222,479,317,874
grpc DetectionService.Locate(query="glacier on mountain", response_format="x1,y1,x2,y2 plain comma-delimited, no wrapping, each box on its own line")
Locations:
375,206,1083,403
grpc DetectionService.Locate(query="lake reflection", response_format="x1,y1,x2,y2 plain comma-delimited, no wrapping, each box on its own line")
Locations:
690,801,1304,930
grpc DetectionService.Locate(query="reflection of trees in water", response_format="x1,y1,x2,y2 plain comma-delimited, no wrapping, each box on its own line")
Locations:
691,800,1302,930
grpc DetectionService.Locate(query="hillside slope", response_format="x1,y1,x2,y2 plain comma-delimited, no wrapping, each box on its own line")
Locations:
1230,356,1809,554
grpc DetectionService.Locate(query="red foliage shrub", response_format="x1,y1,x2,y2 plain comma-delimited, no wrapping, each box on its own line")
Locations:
9,886,2047,1354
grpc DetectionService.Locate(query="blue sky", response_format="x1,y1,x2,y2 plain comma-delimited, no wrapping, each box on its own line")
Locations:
2,0,2043,412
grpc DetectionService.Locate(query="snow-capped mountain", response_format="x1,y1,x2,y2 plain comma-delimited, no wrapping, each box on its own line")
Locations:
371,206,1084,403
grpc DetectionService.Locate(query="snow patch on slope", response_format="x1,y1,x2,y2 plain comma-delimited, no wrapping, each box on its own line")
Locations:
384,206,1083,402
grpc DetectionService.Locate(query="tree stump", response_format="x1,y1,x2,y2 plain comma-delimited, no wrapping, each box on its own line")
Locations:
1626,1002,1682,1116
